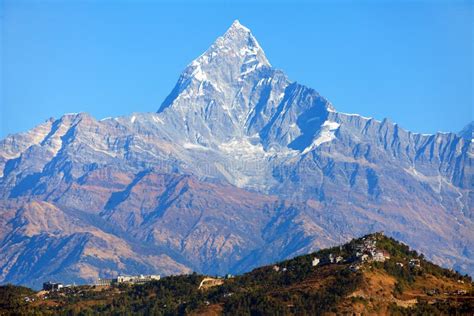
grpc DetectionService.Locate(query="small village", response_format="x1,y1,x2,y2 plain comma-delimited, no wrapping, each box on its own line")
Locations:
271,232,396,274
21,274,164,304
39,274,161,293
96,274,161,286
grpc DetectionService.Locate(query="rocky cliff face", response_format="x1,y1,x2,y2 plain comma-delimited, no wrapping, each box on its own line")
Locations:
0,20,472,288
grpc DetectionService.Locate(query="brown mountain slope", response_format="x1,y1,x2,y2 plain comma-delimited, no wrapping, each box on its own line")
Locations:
0,170,341,288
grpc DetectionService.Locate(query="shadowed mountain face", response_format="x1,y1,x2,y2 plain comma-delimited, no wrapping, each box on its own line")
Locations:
0,20,472,288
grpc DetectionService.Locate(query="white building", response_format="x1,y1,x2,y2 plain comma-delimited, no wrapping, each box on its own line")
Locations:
312,258,320,267
98,274,160,286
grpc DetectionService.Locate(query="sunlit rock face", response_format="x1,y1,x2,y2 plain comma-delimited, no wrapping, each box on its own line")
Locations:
0,20,472,288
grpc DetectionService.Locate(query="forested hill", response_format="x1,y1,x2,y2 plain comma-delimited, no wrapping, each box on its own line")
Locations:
1,233,473,315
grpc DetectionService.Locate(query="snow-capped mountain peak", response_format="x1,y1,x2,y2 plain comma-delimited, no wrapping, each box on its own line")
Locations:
202,19,270,69
219,19,270,67
184,19,270,84
159,21,271,112
158,20,334,153
228,19,250,32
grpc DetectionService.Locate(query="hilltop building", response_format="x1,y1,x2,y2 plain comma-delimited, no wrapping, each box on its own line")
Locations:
312,258,320,267
373,250,390,262
42,282,63,291
97,274,160,286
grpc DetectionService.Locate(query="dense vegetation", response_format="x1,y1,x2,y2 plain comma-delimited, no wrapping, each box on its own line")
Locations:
0,284,36,314
1,233,472,315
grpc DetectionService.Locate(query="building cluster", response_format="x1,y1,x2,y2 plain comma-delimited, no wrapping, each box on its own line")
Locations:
269,235,395,274
354,236,389,262
328,253,344,264
42,281,64,291
348,236,389,270
97,274,160,286
41,274,161,291
409,259,421,268
272,265,288,272
322,236,390,268
270,234,428,276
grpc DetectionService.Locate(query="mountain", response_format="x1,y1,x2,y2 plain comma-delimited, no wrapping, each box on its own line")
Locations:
0,20,472,288
2,233,473,315
459,122,473,141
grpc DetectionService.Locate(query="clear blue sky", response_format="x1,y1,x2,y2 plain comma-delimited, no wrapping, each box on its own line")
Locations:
1,0,472,138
